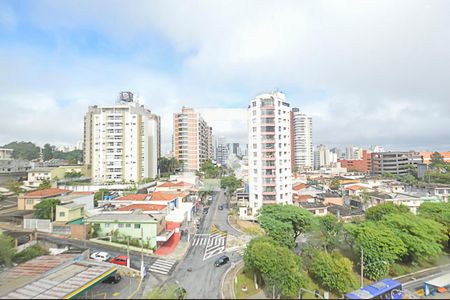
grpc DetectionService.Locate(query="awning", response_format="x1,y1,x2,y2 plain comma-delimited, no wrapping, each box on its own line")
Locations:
425,273,450,288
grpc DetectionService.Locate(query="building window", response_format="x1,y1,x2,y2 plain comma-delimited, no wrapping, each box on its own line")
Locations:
253,110,256,116
59,212,65,217
252,101,256,107
105,223,110,228
26,199,33,205
125,224,131,228
118,223,124,228
134,224,141,229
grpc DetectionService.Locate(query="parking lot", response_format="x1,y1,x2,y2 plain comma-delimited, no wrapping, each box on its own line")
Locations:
75,272,142,299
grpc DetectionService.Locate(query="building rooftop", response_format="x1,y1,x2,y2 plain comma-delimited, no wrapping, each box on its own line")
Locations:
23,188,71,199
115,194,151,201
327,204,364,217
58,202,85,209
150,192,178,201
293,183,308,191
117,204,167,212
0,255,116,299
157,181,192,188
299,202,327,209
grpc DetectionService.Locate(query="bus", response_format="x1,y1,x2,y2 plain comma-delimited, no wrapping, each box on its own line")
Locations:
345,278,403,299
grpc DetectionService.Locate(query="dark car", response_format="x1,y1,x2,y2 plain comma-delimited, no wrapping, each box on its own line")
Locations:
214,255,230,267
218,204,224,210
203,207,209,214
102,274,122,284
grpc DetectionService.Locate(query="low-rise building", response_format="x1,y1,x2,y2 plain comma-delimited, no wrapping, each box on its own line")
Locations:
17,188,71,210
55,203,85,223
298,202,328,216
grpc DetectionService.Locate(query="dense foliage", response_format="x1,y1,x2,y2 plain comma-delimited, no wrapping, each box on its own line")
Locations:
308,251,357,296
158,157,180,175
13,245,48,264
220,175,242,194
199,160,221,178
418,202,450,229
365,203,410,221
0,233,16,266
38,180,52,190
316,214,343,252
34,198,61,220
244,237,307,298
2,141,82,163
257,204,314,248
3,141,40,160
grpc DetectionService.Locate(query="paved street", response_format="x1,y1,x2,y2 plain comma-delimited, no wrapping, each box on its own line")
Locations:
400,264,450,299
163,190,242,299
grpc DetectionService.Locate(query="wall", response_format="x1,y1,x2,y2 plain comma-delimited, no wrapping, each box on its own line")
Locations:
94,221,157,248
323,197,344,206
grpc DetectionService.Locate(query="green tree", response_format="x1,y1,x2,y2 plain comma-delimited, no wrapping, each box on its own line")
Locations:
64,171,82,179
352,222,407,280
419,202,450,245
308,251,358,296
42,143,54,161
6,180,23,195
430,152,445,166
3,141,40,160
200,159,220,179
34,198,61,220
38,180,52,190
244,236,307,298
220,175,242,194
0,233,16,267
380,213,446,263
257,204,314,248
317,214,343,252
401,174,418,186
94,189,111,207
146,284,187,299
383,172,397,179
53,149,83,164
365,203,410,221
13,245,48,264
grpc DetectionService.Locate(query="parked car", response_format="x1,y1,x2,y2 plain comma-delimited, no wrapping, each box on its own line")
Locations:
214,255,230,267
110,255,128,266
203,207,209,214
102,273,122,284
90,251,112,262
218,204,223,210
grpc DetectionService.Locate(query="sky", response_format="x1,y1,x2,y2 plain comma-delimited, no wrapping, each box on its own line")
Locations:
1,0,450,153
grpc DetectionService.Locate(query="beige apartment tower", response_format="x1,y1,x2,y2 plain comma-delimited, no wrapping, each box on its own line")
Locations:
173,107,213,171
83,92,160,183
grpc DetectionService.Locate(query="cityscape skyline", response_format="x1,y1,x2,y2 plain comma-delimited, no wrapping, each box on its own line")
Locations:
1,1,450,152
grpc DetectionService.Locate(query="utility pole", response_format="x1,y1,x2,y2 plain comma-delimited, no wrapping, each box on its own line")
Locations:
127,236,130,268
50,205,53,222
360,248,364,288
140,227,145,277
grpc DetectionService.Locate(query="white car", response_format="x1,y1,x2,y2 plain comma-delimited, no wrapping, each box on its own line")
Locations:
90,251,112,262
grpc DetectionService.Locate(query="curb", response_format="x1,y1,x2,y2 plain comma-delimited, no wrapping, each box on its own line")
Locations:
221,260,244,299
227,215,246,235
394,262,450,281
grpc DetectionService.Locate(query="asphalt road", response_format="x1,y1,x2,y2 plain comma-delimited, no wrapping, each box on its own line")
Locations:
164,190,242,299
37,232,158,270
401,263,450,298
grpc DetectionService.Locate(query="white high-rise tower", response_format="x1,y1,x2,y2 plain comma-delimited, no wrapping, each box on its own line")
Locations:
292,108,313,171
83,91,160,183
247,92,292,217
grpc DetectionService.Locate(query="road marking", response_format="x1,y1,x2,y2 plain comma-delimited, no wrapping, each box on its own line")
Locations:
192,235,209,247
148,259,177,275
203,227,227,260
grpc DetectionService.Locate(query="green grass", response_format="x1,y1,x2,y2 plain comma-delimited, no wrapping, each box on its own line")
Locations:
234,269,260,299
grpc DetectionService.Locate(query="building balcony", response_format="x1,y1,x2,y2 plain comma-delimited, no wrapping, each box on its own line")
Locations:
263,182,276,187
263,157,276,161
262,191,277,196
261,131,275,135
261,122,275,126
262,165,276,169
262,174,276,178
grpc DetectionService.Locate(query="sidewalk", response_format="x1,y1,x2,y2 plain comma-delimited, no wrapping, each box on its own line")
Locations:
154,240,190,261
222,260,244,299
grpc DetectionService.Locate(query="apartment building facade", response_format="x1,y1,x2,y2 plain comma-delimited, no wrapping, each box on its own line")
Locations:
83,91,160,183
173,107,213,172
371,151,421,176
291,108,313,171
247,92,293,217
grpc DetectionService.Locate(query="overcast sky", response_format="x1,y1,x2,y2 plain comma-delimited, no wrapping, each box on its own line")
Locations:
1,0,449,153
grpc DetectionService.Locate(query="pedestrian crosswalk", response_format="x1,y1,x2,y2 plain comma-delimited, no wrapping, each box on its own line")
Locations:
191,235,209,247
203,225,227,260
148,258,177,275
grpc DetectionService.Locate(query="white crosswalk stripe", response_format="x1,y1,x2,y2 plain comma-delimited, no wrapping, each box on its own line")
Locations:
203,233,227,260
192,235,209,247
148,259,177,275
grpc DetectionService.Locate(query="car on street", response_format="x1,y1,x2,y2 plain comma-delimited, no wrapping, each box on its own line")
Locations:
218,204,223,210
110,255,128,266
203,207,209,214
102,273,121,284
214,255,230,267
90,251,112,262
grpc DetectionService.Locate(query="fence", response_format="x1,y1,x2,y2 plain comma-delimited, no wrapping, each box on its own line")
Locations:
24,219,52,233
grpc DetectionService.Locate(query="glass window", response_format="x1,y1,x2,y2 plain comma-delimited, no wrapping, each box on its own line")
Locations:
134,224,141,229
118,223,124,228
59,212,65,217
105,223,110,228
125,224,131,228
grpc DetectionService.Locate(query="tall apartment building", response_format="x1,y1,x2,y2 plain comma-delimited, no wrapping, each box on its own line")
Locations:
371,151,421,176
173,107,213,172
216,136,229,166
248,92,292,217
291,108,313,171
83,91,160,183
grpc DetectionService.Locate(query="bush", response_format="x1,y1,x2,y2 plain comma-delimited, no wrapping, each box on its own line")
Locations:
13,245,48,264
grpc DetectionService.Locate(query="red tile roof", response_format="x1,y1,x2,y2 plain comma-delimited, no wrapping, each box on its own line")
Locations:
115,194,151,201
71,191,94,195
24,188,71,198
158,181,192,188
293,195,314,202
150,192,178,201
345,185,363,191
117,204,167,211
293,183,308,191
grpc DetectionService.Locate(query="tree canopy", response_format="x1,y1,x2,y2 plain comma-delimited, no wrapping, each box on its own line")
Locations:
244,236,307,298
418,202,450,229
34,198,61,220
257,204,314,248
199,160,221,178
308,251,358,296
158,157,180,175
0,233,16,267
365,202,410,221
3,141,40,160
317,214,343,252
38,180,52,190
220,175,242,194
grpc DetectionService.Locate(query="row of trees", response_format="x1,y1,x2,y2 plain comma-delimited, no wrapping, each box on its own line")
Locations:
220,175,242,195
244,202,449,297
2,141,82,163
158,157,181,176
